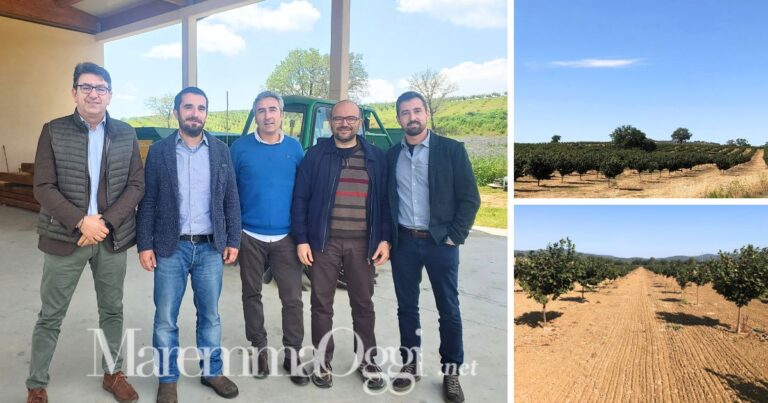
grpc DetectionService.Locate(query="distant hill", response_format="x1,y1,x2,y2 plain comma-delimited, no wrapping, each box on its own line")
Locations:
513,251,719,262
122,94,508,137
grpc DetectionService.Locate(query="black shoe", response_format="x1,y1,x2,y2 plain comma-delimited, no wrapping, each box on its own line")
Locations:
251,348,270,379
283,357,310,386
443,374,464,403
357,361,385,390
310,363,333,388
200,375,239,399
392,362,420,392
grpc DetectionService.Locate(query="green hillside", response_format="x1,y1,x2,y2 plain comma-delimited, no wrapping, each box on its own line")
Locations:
122,94,508,137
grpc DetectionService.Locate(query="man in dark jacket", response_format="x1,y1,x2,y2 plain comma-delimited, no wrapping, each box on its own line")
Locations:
291,100,390,390
26,62,144,403
387,91,480,403
137,87,241,403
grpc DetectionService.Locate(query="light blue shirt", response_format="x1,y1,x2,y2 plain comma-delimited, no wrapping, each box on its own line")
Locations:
396,131,431,230
176,133,213,235
82,115,106,216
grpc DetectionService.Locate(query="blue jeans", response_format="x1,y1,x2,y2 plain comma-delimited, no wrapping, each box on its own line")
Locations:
391,234,463,374
153,241,223,383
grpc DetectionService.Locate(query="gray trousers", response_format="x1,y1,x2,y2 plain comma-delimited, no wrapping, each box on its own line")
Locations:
239,233,305,352
27,243,127,389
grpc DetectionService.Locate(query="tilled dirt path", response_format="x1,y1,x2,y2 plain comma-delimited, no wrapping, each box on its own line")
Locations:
514,268,768,402
514,149,768,198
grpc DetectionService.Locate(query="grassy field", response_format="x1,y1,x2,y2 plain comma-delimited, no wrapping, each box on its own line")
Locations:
477,187,507,229
122,94,508,137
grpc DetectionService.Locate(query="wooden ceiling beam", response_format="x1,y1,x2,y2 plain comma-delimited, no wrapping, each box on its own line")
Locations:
54,0,82,6
98,0,180,32
0,0,99,33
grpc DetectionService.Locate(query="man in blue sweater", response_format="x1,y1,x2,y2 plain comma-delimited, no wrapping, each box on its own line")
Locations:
230,91,309,385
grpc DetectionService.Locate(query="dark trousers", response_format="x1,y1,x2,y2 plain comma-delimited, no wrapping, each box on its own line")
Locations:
240,233,304,351
391,232,463,374
309,237,377,364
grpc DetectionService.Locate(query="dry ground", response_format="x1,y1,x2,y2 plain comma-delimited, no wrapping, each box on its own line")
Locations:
514,268,768,403
515,149,768,198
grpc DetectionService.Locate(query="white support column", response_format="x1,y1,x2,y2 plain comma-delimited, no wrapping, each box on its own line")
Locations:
182,15,197,88
329,0,350,101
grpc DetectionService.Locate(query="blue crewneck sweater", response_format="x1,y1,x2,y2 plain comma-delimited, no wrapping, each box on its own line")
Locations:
231,133,304,235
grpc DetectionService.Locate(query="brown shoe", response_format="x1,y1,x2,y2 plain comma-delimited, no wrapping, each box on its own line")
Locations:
156,382,177,403
201,375,239,399
103,371,139,403
27,388,47,403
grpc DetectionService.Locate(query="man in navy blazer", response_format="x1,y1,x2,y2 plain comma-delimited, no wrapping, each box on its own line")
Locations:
386,91,480,403
136,87,241,403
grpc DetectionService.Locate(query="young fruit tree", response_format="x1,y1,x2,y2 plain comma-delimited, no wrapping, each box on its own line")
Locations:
515,238,577,325
574,257,606,301
710,245,768,333
690,260,713,305
674,260,693,295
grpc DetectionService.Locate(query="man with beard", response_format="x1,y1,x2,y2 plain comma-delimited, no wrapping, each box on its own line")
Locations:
137,87,241,403
291,100,390,390
386,91,479,403
26,62,144,403
230,91,309,385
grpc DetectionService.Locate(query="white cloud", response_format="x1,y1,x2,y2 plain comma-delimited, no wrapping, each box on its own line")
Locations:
113,83,138,101
396,0,506,29
361,79,396,104
441,58,507,95
142,43,181,59
551,58,642,68
363,58,507,103
211,0,321,32
142,22,246,58
198,22,246,56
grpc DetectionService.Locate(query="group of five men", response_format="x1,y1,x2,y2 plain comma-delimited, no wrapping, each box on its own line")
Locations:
25,62,480,403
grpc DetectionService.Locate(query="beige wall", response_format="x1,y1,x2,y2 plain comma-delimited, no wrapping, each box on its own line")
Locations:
0,16,103,171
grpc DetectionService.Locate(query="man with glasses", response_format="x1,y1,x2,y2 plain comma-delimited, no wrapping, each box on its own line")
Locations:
230,91,309,385
292,100,390,390
26,62,144,403
137,87,241,403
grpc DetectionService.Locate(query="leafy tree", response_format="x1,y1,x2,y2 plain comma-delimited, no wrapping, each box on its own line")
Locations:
145,93,175,128
710,245,768,333
555,153,576,182
690,261,712,305
266,48,368,101
735,138,751,147
514,156,526,182
600,155,624,186
610,125,654,150
674,260,693,294
574,257,606,301
408,68,458,131
671,127,692,143
525,153,555,186
551,135,561,143
515,238,577,324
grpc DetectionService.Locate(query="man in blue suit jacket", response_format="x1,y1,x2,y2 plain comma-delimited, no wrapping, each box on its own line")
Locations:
136,87,241,403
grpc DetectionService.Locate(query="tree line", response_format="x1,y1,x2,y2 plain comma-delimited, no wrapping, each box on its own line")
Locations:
514,238,635,324
647,248,768,334
515,239,768,333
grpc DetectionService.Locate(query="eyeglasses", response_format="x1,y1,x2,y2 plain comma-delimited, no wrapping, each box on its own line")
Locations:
75,84,111,95
331,116,360,124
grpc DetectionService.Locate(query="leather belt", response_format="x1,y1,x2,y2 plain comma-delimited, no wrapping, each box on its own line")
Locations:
179,234,213,243
399,225,430,239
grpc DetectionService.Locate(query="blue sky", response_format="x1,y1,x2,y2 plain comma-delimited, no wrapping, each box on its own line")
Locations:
104,0,508,119
514,205,768,258
515,0,768,145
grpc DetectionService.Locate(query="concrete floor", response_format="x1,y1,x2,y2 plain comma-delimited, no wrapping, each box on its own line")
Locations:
0,205,507,403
